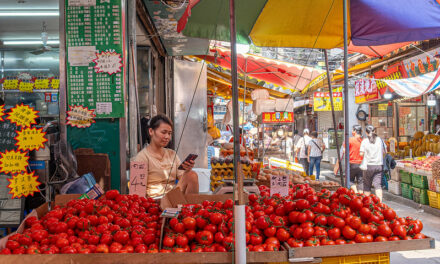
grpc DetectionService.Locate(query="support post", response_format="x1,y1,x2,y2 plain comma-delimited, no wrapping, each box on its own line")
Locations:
343,0,351,188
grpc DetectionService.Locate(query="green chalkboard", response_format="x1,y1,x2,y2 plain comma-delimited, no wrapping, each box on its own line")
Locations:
67,119,121,190
65,0,125,118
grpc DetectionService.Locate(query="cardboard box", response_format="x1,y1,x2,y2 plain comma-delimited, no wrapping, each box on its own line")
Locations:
274,98,294,112
252,99,275,115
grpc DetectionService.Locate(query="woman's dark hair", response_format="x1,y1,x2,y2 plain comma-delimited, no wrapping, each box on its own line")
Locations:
365,125,377,144
353,125,362,135
146,114,173,143
311,131,318,138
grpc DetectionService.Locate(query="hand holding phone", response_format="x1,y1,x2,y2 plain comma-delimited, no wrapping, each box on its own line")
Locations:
178,154,198,170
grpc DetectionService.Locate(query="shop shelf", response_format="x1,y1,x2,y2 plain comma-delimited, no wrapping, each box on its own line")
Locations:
321,253,390,264
427,190,440,209
401,183,413,200
428,177,440,193
411,173,428,189
400,170,412,184
412,187,429,205
387,180,401,195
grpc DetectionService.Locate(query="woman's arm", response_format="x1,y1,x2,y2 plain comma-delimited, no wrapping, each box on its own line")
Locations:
307,145,311,161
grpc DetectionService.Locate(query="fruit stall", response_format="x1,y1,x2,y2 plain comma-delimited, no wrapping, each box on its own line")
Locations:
0,183,434,263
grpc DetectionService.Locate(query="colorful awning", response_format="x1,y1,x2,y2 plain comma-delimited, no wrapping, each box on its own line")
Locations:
383,68,440,98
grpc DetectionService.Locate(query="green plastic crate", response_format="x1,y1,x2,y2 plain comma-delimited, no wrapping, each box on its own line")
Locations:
401,183,413,200
412,187,429,205
400,170,412,184
411,173,429,189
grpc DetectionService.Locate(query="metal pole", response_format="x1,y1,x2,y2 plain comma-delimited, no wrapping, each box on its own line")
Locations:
343,0,350,188
324,50,345,187
128,0,138,158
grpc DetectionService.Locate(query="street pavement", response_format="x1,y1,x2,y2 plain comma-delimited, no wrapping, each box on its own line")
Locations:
319,168,440,264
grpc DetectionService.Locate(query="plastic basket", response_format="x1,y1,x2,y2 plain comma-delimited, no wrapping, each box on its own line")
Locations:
411,174,428,189
387,180,401,195
400,170,412,184
321,253,390,264
412,187,429,205
427,190,440,209
401,182,413,200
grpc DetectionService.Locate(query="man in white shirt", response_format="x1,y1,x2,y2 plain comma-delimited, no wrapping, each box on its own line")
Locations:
295,129,311,175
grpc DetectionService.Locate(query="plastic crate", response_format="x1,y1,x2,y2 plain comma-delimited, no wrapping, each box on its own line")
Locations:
411,173,429,189
412,187,429,205
321,253,390,264
427,190,440,209
401,182,413,200
428,177,440,192
387,180,401,195
400,170,412,184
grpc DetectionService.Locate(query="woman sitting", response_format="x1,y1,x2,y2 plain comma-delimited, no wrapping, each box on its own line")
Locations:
134,114,199,198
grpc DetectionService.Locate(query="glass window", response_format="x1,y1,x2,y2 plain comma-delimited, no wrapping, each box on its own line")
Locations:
398,106,426,137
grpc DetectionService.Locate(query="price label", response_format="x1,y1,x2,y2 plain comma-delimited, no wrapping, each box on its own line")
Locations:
0,149,29,174
15,127,47,151
3,80,18,90
34,79,50,89
0,105,4,122
129,161,147,197
6,104,39,128
270,174,289,197
66,105,95,128
7,171,41,199
18,82,34,93
51,79,60,89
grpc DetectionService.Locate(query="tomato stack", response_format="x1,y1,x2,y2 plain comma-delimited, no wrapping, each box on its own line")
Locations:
1,190,163,254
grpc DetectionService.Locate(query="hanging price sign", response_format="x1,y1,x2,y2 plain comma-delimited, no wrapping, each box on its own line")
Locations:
7,171,41,199
66,105,96,128
93,51,123,75
51,79,60,89
270,174,289,197
3,80,19,90
0,105,5,121
0,149,29,174
6,104,39,128
15,127,47,151
129,161,147,197
34,79,50,89
18,82,34,93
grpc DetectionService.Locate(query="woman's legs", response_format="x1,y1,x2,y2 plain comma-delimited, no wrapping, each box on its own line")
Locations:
371,166,383,201
315,156,322,180
309,157,316,176
177,171,199,194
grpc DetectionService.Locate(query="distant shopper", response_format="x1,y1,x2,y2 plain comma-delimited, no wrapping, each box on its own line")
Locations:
360,125,387,201
295,129,311,175
307,131,325,179
340,125,364,193
292,130,301,162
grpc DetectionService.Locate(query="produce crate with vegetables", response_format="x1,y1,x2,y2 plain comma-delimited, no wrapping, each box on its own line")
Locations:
412,187,429,205
427,190,440,209
400,170,412,185
401,182,413,200
411,173,429,189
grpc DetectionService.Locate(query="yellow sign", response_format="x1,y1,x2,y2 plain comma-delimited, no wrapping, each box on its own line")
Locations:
7,172,41,199
0,150,29,174
378,103,388,111
0,105,4,122
51,79,60,89
313,91,343,111
34,79,50,89
67,105,96,128
18,82,34,93
3,80,19,90
15,127,47,151
6,104,39,128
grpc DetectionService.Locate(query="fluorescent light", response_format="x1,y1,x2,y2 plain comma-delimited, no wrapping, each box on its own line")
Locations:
0,11,59,16
3,40,59,45
383,93,392,100
3,69,50,71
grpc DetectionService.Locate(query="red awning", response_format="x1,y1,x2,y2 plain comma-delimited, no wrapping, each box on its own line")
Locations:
196,47,324,91
348,42,413,58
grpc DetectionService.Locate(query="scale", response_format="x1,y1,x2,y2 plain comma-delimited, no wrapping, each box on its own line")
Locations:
213,179,260,195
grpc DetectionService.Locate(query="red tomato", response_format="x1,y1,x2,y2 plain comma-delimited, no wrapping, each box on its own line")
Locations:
342,226,356,240
276,228,290,242
196,230,214,246
182,217,196,230
393,225,407,238
95,244,109,253
184,230,196,241
301,227,315,240
250,234,263,245
264,226,277,238
377,224,392,237
176,234,189,247
328,227,341,240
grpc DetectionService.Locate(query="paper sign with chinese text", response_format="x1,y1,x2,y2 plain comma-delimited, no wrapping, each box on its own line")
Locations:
6,104,38,128
261,112,294,124
3,80,19,90
18,82,34,93
66,105,96,128
313,91,343,111
7,171,41,199
355,79,379,104
378,104,388,111
34,79,50,89
129,161,147,197
93,51,123,75
0,150,29,174
15,127,47,151
270,174,289,197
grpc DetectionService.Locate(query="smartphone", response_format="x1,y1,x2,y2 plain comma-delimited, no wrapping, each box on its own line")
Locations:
178,154,198,170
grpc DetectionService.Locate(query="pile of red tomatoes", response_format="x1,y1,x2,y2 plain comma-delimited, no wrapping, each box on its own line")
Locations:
1,190,162,254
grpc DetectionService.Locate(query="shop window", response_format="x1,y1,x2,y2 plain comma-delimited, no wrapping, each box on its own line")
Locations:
398,105,426,137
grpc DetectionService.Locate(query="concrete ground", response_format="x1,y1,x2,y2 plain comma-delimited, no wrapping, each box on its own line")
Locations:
319,164,440,263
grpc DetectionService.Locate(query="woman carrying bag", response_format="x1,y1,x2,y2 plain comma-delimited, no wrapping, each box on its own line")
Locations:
359,125,387,202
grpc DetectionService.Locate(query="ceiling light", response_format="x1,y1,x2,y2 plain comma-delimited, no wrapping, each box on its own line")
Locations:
383,88,392,100
0,10,59,16
3,40,59,45
427,94,437,107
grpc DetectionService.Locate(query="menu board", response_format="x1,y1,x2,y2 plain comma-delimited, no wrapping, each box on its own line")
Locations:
0,120,18,152
65,0,125,118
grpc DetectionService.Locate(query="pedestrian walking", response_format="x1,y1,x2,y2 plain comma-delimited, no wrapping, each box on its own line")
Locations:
360,125,387,202
339,125,364,193
307,131,325,180
292,130,301,162
295,129,311,175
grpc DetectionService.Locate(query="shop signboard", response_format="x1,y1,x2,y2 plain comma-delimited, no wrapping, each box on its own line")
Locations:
373,62,407,95
65,0,125,118
403,47,440,77
313,91,343,111
354,78,379,104
261,112,294,123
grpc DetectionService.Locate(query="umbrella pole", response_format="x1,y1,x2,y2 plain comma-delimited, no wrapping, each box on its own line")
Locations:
343,0,351,188
229,0,246,263
323,50,345,187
